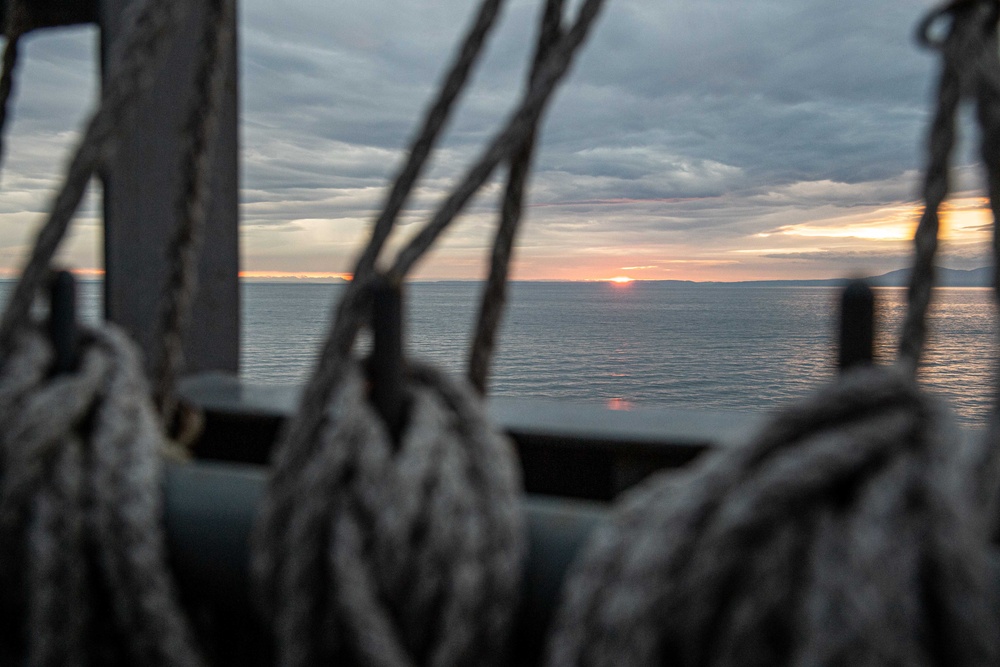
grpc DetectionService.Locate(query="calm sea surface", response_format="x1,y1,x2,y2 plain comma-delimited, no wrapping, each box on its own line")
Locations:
10,281,1000,428
240,282,1000,428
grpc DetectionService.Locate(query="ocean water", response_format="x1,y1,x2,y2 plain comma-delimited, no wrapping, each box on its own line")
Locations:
241,282,1000,428
5,281,998,428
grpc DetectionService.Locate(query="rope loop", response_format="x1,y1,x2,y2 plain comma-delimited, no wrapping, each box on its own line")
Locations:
900,0,999,373
258,360,526,666
252,0,607,663
547,366,999,666
0,323,203,665
0,0,227,663
547,4,1000,665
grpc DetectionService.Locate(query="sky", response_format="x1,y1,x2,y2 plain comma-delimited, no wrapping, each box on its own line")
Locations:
0,0,993,282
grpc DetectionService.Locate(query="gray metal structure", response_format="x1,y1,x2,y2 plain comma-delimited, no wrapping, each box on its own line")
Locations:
3,0,240,376
100,0,239,375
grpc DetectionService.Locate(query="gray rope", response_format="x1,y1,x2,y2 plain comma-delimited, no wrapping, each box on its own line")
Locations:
0,0,212,663
546,367,997,666
469,0,564,395
546,3,1000,665
152,0,232,427
266,361,524,666
352,0,507,284
252,1,605,664
0,324,202,665
898,0,986,375
268,0,513,487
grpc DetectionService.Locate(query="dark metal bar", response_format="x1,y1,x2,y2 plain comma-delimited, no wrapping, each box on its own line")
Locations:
100,0,240,378
369,276,409,445
163,460,604,664
48,270,77,376
838,278,875,372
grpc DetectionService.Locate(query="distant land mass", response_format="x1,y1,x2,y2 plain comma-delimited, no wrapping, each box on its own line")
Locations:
635,266,993,288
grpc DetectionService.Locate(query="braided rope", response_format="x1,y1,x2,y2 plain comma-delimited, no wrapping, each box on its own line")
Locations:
547,367,997,666
545,3,1000,665
0,324,203,665
898,0,987,374
468,0,564,394
0,0,219,663
152,0,233,426
252,1,606,664
270,362,523,666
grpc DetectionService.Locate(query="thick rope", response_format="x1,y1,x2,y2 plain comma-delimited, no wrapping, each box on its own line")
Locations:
0,324,202,666
267,361,523,666
546,3,1000,665
352,0,507,285
252,1,606,664
0,0,212,663
898,0,986,374
547,367,996,666
469,0,564,394
258,0,605,552
152,0,232,427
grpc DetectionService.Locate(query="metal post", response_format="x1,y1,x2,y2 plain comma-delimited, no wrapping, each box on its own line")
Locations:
99,0,240,376
838,279,875,372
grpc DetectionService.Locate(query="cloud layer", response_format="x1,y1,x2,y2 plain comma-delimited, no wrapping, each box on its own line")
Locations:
3,0,991,281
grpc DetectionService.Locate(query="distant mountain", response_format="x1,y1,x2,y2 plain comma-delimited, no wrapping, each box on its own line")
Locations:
863,266,991,287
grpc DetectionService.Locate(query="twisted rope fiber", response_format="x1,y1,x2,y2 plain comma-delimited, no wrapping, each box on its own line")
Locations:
469,0,564,395
0,0,213,663
251,1,606,664
280,0,605,471
152,0,233,426
546,3,1000,665
0,325,203,665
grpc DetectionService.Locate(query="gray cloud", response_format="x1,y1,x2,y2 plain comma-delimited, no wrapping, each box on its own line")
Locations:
0,0,982,280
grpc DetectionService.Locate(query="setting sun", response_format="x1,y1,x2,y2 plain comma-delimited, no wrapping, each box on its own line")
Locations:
609,276,634,284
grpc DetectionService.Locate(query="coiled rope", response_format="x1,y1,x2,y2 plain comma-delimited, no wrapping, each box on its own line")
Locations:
0,0,231,663
250,1,605,665
546,2,1000,665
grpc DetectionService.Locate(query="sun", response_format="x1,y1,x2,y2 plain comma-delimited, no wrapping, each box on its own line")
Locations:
609,276,634,284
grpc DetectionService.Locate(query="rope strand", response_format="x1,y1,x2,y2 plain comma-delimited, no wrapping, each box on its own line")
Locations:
899,1,984,374
252,1,607,663
152,0,232,426
469,0,565,394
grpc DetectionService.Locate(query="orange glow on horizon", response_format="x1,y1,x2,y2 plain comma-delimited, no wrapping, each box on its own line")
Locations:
609,276,634,284
239,271,353,281
0,268,105,278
